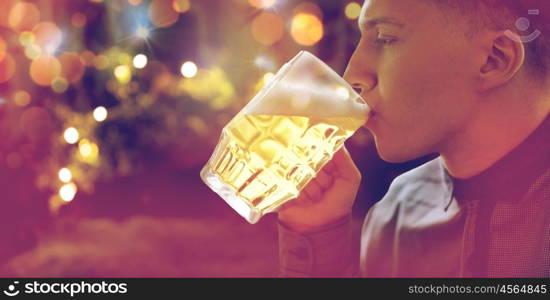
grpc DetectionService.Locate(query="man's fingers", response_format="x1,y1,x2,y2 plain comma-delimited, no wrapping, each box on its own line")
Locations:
279,145,358,212
302,179,323,203
279,198,299,211
284,186,315,208
323,157,337,174
315,169,333,190
331,145,361,183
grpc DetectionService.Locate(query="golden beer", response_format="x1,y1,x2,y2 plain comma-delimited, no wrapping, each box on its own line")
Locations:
201,50,369,223
201,113,365,223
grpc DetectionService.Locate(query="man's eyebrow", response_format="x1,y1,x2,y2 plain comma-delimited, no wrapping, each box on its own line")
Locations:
359,17,405,30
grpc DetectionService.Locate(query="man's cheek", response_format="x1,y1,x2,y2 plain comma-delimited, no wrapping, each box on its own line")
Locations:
379,69,412,102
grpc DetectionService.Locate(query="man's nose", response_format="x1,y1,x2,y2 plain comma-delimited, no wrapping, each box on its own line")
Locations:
343,48,377,95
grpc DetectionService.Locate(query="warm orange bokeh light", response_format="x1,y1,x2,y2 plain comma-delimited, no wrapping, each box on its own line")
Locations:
14,90,31,106
8,2,40,32
94,55,110,70
149,0,179,28
251,12,284,46
30,55,61,86
0,0,17,28
290,13,324,46
0,53,15,83
293,2,323,20
80,50,96,66
59,52,85,83
0,37,6,62
248,0,277,9
128,0,143,6
32,22,63,54
173,0,191,13
71,12,87,28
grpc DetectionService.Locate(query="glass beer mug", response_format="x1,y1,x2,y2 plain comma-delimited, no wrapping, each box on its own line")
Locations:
201,51,369,224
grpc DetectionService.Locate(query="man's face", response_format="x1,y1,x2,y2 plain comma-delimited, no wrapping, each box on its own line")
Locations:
344,0,480,162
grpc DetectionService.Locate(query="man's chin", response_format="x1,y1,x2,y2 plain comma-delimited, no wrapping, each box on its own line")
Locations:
375,142,422,164
378,153,413,164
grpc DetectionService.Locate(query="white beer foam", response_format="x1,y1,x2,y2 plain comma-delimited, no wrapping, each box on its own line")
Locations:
243,81,369,118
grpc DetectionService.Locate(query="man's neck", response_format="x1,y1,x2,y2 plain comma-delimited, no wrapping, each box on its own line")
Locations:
440,98,550,180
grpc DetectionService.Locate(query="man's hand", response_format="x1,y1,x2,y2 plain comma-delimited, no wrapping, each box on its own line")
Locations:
278,145,362,233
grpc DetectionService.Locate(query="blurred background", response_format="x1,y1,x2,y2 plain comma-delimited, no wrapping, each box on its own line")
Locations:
0,0,433,277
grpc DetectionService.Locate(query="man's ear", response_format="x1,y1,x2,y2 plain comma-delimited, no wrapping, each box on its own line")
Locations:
479,31,525,91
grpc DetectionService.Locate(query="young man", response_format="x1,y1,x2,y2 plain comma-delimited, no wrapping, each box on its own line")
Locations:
278,0,550,277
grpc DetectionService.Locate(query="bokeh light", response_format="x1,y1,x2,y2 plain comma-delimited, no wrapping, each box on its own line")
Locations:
149,0,179,28
135,26,150,39
8,2,40,32
19,31,35,47
293,2,323,20
78,139,99,163
59,52,85,83
248,0,277,9
0,37,6,62
254,56,275,71
24,44,42,60
94,55,110,70
71,12,87,28
345,2,362,20
116,52,132,66
79,139,93,157
58,168,72,183
180,61,198,78
114,65,132,84
80,50,96,66
290,13,324,46
180,67,235,109
30,55,62,86
173,0,191,13
93,106,108,122
64,127,79,144
32,22,63,55
133,53,148,69
0,53,15,83
251,12,284,46
128,0,143,6
51,77,69,93
59,182,77,202
14,90,31,107
0,0,17,28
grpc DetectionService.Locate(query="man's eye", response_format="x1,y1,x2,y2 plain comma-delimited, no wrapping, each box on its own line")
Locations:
373,37,396,46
